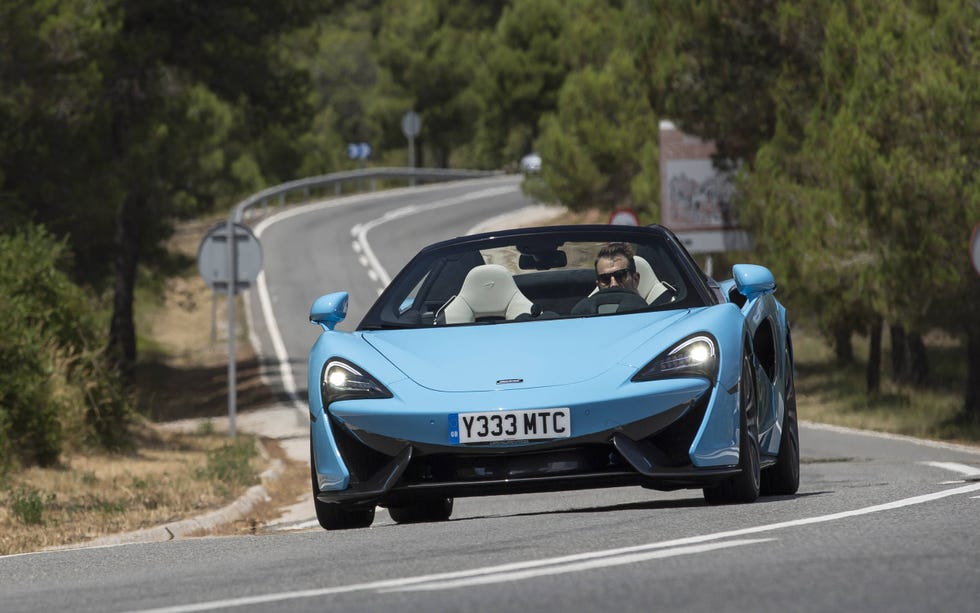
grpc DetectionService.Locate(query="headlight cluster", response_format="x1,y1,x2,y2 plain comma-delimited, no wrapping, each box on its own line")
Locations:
321,359,392,407
632,334,718,382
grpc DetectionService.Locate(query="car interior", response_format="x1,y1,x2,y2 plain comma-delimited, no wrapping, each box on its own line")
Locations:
376,238,689,328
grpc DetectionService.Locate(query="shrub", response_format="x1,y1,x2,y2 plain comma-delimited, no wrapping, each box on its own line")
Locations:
0,225,133,470
9,486,49,525
197,438,258,489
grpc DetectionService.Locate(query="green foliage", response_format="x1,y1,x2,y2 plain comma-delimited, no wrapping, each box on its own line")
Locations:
1,0,978,419
537,49,658,212
374,0,503,167
196,439,258,490
9,485,52,525
0,226,133,469
472,0,569,166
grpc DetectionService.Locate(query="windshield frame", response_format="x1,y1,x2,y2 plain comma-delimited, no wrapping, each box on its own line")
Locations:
357,225,716,331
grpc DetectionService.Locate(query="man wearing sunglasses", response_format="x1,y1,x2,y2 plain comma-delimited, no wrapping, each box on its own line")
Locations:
571,242,649,315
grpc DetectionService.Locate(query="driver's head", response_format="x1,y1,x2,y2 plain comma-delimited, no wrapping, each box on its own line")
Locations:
594,242,639,292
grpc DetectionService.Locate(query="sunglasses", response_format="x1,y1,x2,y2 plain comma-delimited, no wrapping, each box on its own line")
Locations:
597,267,633,286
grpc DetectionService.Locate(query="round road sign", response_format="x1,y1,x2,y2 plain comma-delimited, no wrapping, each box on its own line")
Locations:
198,222,263,294
609,207,640,226
401,111,421,138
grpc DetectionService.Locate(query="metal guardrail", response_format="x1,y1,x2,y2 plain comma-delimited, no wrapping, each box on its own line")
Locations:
232,166,503,223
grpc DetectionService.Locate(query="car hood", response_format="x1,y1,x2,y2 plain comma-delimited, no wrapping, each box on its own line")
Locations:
360,311,691,392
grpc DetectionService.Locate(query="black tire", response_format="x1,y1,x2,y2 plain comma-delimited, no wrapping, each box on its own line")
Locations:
704,354,761,505
387,497,454,524
311,444,375,530
761,351,800,496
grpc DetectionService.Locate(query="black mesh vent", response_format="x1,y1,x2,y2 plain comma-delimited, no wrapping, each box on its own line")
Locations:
404,445,621,485
328,415,393,484
645,392,710,466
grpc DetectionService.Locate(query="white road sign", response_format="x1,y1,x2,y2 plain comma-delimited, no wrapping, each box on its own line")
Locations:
197,222,263,294
401,111,421,138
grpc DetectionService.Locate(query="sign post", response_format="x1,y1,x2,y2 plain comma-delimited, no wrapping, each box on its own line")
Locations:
198,221,263,437
401,110,421,185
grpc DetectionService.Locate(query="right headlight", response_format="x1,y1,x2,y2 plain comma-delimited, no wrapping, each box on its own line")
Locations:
631,334,718,382
320,359,392,407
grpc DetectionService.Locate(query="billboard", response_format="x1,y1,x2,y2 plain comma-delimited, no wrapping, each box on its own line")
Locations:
659,121,751,253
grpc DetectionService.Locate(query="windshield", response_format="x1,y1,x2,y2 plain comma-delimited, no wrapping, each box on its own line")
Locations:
359,226,710,330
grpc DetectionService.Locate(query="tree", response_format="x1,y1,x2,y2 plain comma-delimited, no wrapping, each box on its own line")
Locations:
374,0,505,168
537,49,658,212
471,0,570,167
98,0,332,378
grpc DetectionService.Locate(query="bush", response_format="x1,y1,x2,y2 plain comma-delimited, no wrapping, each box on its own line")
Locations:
0,225,133,470
9,485,49,525
197,438,258,491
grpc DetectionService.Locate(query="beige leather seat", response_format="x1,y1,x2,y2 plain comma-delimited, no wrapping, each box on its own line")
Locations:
442,264,534,324
634,256,672,304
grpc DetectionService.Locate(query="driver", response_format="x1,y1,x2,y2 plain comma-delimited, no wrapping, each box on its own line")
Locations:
571,242,648,315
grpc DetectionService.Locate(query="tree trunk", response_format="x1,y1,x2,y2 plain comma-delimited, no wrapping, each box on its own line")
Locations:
890,324,909,382
866,316,882,395
889,325,929,385
908,332,928,385
966,331,980,421
832,321,854,364
107,191,142,382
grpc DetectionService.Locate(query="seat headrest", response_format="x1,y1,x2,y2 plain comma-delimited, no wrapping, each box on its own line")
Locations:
443,264,534,323
633,256,657,299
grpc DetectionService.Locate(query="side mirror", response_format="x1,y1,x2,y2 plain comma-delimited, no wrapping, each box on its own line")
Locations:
310,291,349,331
732,264,776,297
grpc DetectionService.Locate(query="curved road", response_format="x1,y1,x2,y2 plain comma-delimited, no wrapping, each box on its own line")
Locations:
2,176,979,613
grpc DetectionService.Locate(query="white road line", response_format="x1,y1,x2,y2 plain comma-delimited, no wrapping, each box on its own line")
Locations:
129,482,980,613
383,539,773,593
351,185,519,288
245,178,520,414
253,269,304,411
920,461,980,478
802,421,980,456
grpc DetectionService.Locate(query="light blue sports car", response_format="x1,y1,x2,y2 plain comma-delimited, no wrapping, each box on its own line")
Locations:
308,224,799,529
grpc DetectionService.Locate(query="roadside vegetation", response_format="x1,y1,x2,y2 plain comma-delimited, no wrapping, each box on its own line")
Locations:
0,221,308,556
0,425,260,555
794,327,979,443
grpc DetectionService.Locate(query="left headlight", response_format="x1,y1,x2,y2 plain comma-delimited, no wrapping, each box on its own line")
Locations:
321,359,392,407
632,334,718,382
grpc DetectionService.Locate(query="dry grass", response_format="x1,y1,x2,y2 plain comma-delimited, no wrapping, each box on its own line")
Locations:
792,325,980,445
0,214,310,556
0,426,264,554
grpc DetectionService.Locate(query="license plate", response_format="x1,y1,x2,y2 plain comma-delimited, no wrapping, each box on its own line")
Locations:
449,408,571,444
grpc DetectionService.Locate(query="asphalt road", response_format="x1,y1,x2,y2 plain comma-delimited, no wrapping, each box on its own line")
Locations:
3,176,979,613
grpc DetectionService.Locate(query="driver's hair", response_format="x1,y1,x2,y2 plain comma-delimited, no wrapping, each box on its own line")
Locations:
594,242,636,272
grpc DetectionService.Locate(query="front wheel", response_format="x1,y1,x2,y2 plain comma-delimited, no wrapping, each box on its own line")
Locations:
311,444,375,530
704,354,761,505
761,351,800,496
